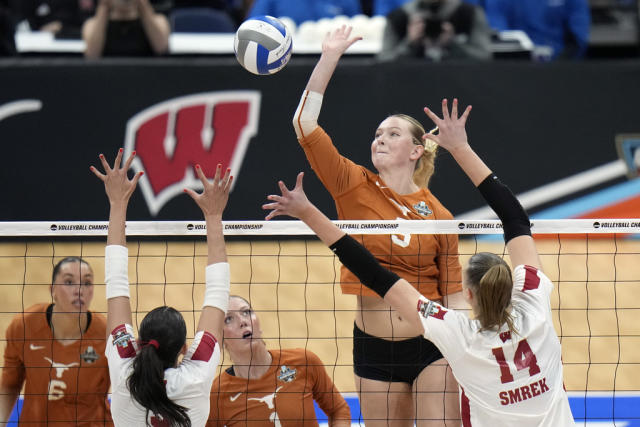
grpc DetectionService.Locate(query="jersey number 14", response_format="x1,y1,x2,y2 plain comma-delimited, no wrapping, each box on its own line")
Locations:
491,339,541,384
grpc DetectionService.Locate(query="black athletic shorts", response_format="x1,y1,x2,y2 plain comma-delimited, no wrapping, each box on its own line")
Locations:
353,323,444,384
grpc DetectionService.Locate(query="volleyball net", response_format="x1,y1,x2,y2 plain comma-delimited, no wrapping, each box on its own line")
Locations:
0,219,639,425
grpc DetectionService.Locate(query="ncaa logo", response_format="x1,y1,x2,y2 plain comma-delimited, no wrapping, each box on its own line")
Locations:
124,91,261,216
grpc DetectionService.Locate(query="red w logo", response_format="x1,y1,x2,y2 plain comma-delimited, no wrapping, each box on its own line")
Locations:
124,91,261,215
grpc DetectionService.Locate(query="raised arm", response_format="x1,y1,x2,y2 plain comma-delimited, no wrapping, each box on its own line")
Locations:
82,0,110,59
184,164,231,341
292,25,361,139
423,99,540,269
91,149,143,337
263,173,425,336
135,0,170,55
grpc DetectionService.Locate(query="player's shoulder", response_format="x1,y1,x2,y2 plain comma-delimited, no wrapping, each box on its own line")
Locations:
512,265,554,292
6,303,50,336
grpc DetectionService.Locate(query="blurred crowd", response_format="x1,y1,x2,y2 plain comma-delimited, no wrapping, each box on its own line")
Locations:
0,0,631,60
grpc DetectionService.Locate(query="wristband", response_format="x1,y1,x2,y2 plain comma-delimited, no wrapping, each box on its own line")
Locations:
204,262,230,313
105,245,130,300
293,90,323,139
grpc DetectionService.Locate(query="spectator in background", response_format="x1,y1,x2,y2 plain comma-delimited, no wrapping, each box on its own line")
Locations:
17,0,96,38
473,0,590,59
0,0,16,55
82,0,169,58
248,0,361,25
378,0,492,61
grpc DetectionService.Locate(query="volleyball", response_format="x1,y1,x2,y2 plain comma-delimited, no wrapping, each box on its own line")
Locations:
234,16,293,75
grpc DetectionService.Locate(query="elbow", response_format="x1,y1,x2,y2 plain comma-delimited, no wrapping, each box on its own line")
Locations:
84,48,102,59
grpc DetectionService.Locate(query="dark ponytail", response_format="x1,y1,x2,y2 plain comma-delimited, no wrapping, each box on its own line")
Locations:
127,306,190,427
465,252,515,334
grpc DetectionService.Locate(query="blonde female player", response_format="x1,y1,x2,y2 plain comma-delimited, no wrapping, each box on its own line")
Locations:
208,295,351,426
91,150,231,426
268,99,575,426
293,25,463,425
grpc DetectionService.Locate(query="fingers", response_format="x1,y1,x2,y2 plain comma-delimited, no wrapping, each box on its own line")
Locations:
423,107,441,126
212,163,222,183
441,99,450,121
98,153,111,172
221,167,232,191
277,180,290,196
451,98,458,119
89,165,106,181
122,150,136,171
183,187,199,201
194,164,208,187
131,171,143,188
422,132,439,145
114,148,124,170
264,209,281,221
294,172,304,190
460,105,472,124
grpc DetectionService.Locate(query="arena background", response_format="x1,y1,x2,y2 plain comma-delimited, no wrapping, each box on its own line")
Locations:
1,58,640,425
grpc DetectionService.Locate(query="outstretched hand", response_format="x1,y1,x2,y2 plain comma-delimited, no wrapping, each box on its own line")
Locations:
262,172,312,220
90,149,142,206
184,164,232,219
423,98,472,153
322,25,362,58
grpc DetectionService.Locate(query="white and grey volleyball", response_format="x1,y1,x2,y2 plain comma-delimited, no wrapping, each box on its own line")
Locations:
234,16,293,75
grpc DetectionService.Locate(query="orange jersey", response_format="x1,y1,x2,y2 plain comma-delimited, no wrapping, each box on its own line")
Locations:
208,348,351,426
300,126,462,300
1,303,112,426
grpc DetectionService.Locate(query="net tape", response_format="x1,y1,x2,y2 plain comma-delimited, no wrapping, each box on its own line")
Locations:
0,219,639,237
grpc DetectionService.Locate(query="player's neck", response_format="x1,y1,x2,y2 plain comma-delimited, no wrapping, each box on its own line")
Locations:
50,310,88,344
232,346,272,380
378,170,420,195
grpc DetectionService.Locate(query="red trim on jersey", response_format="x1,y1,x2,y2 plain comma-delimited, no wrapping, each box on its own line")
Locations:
191,331,217,362
522,266,541,292
111,324,136,359
461,387,472,426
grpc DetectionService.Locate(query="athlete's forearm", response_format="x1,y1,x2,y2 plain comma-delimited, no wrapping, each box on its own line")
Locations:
297,203,344,247
328,418,351,427
106,203,127,247
305,53,341,95
447,144,492,187
0,386,20,422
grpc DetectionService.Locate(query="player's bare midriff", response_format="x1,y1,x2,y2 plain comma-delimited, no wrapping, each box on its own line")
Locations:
355,295,435,340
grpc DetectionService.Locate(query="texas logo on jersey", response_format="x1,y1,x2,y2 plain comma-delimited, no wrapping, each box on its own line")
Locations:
124,91,261,216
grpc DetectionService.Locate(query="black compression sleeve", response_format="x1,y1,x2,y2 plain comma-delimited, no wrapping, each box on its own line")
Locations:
329,234,401,298
477,174,531,243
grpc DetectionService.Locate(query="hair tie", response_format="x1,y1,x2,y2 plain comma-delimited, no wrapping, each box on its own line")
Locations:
139,339,159,350
423,127,439,153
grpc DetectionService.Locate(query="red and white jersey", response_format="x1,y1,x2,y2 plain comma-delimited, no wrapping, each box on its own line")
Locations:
418,265,574,426
106,324,221,427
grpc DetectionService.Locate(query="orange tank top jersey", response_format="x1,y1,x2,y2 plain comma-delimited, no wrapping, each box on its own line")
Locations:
299,126,462,300
1,303,112,426
208,348,351,426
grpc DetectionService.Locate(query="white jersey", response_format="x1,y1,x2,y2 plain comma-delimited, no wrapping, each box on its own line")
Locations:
419,265,574,426
106,323,221,427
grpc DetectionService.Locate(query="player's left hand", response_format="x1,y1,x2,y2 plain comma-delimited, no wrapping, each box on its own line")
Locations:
90,149,142,206
423,98,472,153
263,172,312,220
